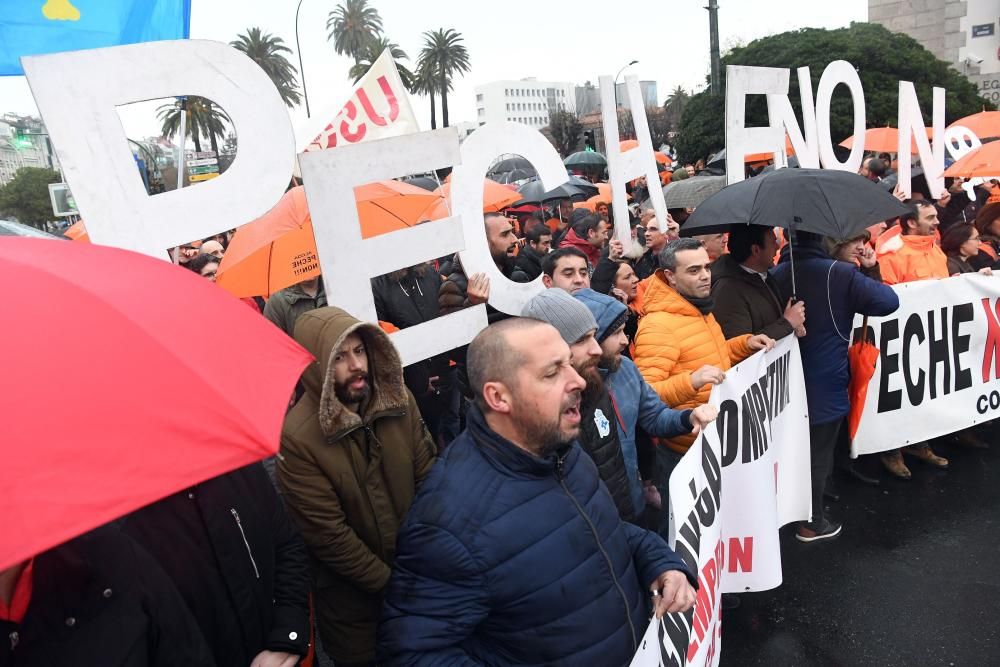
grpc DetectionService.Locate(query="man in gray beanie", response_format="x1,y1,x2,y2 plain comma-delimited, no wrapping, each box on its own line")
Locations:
522,288,636,522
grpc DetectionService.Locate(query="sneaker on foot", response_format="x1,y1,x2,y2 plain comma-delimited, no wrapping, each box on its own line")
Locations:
903,445,949,468
881,451,911,479
796,519,842,543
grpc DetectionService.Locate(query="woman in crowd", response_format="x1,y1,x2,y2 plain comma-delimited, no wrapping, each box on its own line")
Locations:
971,203,1000,271
944,223,988,275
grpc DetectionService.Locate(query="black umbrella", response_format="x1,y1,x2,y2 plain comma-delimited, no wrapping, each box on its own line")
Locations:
493,168,535,185
564,175,600,199
489,156,533,174
402,175,440,191
682,168,910,296
564,151,607,168
513,179,587,206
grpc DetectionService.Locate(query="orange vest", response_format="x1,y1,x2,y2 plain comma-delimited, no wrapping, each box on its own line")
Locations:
879,234,949,285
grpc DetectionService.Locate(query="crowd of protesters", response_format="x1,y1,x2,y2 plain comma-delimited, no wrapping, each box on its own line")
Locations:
5,153,1000,667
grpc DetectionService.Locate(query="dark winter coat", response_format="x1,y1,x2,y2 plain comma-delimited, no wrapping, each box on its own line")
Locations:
0,525,214,667
124,464,311,667
513,244,546,280
771,240,899,425
579,388,636,523
377,405,694,666
373,267,451,403
263,282,327,337
633,247,661,281
710,253,795,341
278,307,436,664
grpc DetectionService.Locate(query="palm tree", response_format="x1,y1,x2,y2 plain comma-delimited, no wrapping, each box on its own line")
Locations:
417,28,470,128
411,60,438,129
326,0,383,60
348,36,413,91
157,96,231,154
230,27,302,108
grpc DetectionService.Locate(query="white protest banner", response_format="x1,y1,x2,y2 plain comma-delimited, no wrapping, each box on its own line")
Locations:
299,48,418,153
713,335,811,593
23,40,295,260
599,74,669,244
637,336,810,667
661,428,724,667
853,274,1000,456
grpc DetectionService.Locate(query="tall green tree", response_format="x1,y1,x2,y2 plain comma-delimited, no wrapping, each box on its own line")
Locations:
412,60,438,129
157,96,231,154
349,36,414,90
0,167,61,229
546,110,582,156
417,28,470,128
327,0,383,60
230,27,302,108
663,86,689,133
675,22,994,164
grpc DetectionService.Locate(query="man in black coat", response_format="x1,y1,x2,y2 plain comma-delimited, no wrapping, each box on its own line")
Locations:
123,463,311,667
711,224,805,341
0,524,213,667
522,288,636,522
374,262,451,443
513,224,551,280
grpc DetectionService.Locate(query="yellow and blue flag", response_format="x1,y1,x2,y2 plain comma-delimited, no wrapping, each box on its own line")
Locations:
0,0,191,75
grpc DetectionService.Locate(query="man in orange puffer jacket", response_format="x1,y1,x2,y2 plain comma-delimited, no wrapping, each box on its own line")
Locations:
634,238,774,529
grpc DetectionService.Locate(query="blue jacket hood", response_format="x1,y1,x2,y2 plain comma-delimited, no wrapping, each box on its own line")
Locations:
575,288,628,341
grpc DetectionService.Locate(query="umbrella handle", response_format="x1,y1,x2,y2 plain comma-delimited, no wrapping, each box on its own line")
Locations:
853,315,870,346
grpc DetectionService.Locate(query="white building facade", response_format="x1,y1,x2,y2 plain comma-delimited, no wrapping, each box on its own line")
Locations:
0,113,56,186
475,78,577,129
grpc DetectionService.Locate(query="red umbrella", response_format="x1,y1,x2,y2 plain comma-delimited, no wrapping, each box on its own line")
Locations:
0,238,313,570
848,316,879,440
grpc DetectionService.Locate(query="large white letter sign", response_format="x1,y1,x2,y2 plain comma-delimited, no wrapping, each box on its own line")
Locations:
766,67,820,169
898,82,946,199
599,75,669,243
451,122,555,315
299,127,484,366
814,60,866,173
23,40,295,260
725,66,790,184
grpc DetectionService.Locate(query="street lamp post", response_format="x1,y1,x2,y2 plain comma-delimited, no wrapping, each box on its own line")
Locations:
295,0,311,118
614,60,639,109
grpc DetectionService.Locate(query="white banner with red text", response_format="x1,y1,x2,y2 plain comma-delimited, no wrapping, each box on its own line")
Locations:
631,336,812,666
852,273,1000,456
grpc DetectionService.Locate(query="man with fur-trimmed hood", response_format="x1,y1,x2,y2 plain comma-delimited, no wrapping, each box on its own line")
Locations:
277,307,436,666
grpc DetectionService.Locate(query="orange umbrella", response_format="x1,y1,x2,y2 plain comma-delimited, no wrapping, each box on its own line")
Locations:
620,139,639,151
745,136,796,163
948,111,1000,140
848,316,879,440
64,220,90,242
217,183,441,298
574,183,630,211
839,126,933,154
422,178,522,220
943,141,1000,178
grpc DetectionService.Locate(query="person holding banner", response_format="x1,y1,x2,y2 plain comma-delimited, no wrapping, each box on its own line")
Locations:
575,288,719,520
378,318,696,666
634,238,773,521
771,231,899,541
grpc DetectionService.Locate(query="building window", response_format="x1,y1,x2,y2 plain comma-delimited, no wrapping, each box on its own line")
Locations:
476,94,483,102
505,88,509,95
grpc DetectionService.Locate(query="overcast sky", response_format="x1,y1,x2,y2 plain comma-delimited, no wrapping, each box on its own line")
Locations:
0,0,867,141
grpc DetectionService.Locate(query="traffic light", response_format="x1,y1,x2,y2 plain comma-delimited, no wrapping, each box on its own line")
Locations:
11,128,32,150
584,130,595,152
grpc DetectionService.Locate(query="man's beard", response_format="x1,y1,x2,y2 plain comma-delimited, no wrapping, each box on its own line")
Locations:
577,362,604,409
599,348,622,373
533,389,583,458
335,373,371,407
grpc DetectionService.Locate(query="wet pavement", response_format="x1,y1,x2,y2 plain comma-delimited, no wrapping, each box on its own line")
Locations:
720,435,1000,666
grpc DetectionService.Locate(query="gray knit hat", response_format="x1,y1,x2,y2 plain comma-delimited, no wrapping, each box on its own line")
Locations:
521,288,598,345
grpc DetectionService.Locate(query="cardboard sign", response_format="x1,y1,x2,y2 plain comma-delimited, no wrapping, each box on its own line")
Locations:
22,40,294,260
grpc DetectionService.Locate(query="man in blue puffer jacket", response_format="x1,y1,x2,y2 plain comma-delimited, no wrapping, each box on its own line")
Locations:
377,317,696,666
574,289,719,518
